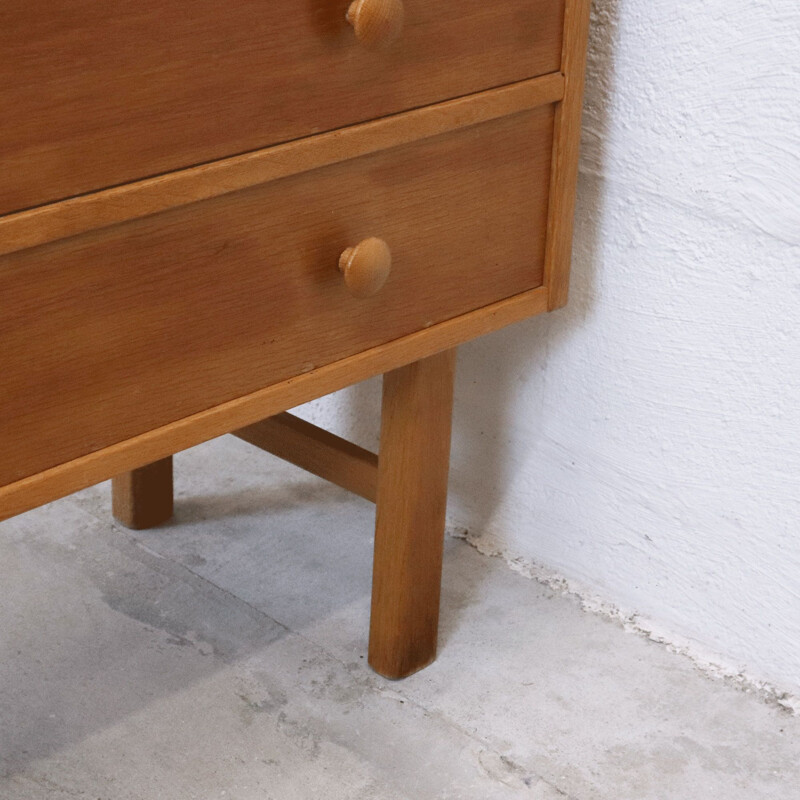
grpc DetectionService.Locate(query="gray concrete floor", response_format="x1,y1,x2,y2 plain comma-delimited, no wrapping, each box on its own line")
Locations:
1,436,798,800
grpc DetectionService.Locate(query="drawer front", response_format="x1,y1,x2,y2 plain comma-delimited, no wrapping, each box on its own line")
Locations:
0,107,554,486
0,0,563,215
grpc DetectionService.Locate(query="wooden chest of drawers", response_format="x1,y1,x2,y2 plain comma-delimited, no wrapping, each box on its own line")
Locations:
0,0,591,678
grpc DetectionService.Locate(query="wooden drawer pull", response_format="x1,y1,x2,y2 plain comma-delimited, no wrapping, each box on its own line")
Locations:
339,237,392,298
346,0,405,49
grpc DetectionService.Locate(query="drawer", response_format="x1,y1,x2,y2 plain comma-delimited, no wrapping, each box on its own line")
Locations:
0,0,564,215
0,106,554,486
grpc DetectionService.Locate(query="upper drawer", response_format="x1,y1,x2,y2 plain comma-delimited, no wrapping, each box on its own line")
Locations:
0,0,564,215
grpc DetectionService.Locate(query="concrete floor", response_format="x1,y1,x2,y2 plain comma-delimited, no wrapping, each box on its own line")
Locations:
1,437,798,800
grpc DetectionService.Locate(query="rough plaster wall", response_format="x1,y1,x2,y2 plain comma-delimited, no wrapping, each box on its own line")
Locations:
298,1,800,695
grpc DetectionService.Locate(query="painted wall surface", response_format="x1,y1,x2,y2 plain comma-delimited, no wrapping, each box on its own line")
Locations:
299,1,800,695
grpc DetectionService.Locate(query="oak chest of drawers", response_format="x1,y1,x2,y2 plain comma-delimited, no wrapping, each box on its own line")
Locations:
0,0,591,678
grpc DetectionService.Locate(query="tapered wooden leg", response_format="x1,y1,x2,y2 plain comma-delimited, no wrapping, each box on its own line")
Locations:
112,457,174,530
369,349,457,679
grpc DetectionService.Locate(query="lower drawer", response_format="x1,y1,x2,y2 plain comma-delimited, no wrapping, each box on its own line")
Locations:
0,106,554,486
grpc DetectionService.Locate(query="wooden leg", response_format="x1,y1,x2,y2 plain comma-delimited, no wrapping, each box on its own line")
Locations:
112,457,174,530
369,349,456,679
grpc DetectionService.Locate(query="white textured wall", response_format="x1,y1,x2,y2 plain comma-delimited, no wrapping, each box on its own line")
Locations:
300,0,800,695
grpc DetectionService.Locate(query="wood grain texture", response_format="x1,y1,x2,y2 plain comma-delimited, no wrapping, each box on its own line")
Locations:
0,108,553,491
543,0,592,309
0,287,548,522
369,349,456,679
0,75,564,258
111,457,173,530
0,0,564,214
234,413,378,503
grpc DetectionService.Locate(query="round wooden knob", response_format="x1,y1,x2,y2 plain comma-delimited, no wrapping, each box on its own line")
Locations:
338,237,392,298
346,0,405,49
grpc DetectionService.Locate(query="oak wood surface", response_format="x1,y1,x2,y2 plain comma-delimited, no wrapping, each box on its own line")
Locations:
111,457,174,530
234,413,378,503
369,349,456,678
0,0,564,215
0,108,554,490
543,0,592,309
0,75,564,259
0,286,548,522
